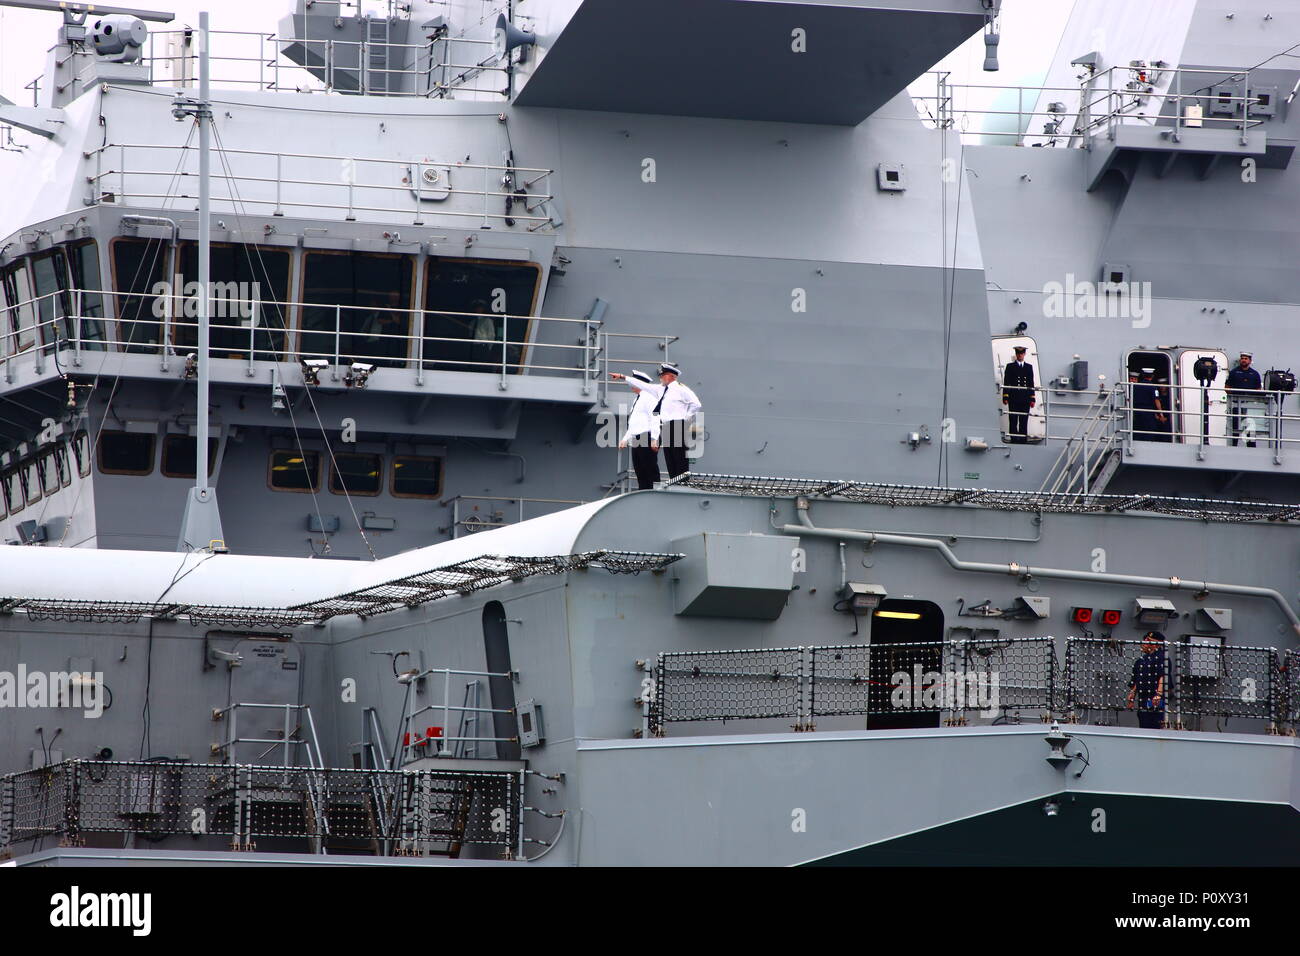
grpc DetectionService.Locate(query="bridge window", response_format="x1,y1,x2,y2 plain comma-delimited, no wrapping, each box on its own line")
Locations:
72,431,91,477
110,237,171,353
97,431,156,475
52,443,71,487
38,450,60,496
161,434,220,479
422,258,539,372
20,460,40,505
66,240,106,349
1,260,36,355
30,249,70,350
269,449,321,492
300,252,412,367
329,452,382,496
175,242,290,360
1,470,19,514
391,455,442,498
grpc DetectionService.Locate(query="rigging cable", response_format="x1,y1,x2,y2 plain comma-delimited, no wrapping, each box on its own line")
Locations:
210,121,377,558
51,122,197,545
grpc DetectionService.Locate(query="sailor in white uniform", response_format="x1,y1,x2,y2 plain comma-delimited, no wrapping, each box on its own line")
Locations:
610,369,663,490
653,363,702,479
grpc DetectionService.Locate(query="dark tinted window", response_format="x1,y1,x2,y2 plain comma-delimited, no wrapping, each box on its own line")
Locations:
391,456,442,498
67,240,107,350
1,470,19,514
111,238,171,353
20,461,40,504
176,242,291,360
2,261,36,354
29,249,69,349
97,431,156,475
38,451,60,495
329,452,382,496
422,259,539,372
161,434,220,478
72,431,90,477
53,444,71,486
269,450,321,491
301,252,411,367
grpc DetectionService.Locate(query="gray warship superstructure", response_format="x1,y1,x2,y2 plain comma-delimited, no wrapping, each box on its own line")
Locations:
0,0,1297,866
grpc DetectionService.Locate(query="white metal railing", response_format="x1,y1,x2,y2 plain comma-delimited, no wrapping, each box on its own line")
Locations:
395,667,517,765
0,287,674,395
1026,380,1300,467
86,142,555,230
917,65,1268,146
214,701,325,769
25,27,509,101
1114,380,1300,455
440,495,589,539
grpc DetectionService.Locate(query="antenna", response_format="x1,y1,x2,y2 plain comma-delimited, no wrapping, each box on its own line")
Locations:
0,0,175,23
174,10,225,553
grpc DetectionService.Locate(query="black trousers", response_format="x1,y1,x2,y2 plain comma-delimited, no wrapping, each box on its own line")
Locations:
1006,405,1030,443
660,419,690,478
629,435,660,490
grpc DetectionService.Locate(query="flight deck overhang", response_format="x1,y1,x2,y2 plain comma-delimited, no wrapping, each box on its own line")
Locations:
511,0,993,126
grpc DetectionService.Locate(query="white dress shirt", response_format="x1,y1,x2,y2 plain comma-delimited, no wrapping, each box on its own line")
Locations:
655,380,701,422
621,382,663,444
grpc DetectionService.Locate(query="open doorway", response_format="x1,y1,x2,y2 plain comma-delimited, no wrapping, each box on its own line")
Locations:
992,336,1046,443
868,599,945,730
1125,349,1175,443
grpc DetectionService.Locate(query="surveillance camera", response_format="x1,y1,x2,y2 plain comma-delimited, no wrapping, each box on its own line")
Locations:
345,361,376,388
300,358,328,386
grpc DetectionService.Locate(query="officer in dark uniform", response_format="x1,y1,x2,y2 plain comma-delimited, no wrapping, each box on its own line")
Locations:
1225,350,1262,447
1001,346,1035,443
1132,368,1171,441
1126,632,1167,729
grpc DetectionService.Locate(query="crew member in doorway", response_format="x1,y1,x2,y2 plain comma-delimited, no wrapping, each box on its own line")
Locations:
610,370,662,490
1001,346,1035,443
1132,368,1171,441
1226,350,1262,447
1126,632,1167,729
654,363,702,479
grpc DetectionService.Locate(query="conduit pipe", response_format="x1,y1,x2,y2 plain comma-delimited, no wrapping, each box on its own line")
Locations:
784,503,1300,636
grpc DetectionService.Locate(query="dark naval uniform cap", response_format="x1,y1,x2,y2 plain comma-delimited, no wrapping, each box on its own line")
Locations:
1013,346,1027,353
629,369,654,385
658,363,681,376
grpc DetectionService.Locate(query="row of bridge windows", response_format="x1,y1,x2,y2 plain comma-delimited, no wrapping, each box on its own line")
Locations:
1,238,542,370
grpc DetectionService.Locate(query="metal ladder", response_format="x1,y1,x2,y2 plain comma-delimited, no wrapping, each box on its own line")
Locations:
365,16,390,95
455,681,482,758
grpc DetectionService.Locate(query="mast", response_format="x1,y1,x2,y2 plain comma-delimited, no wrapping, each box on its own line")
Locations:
175,10,225,552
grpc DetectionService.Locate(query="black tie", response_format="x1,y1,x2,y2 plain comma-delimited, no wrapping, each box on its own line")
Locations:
653,382,670,416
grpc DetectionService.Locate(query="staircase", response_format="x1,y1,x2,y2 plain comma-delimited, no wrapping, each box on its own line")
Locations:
1040,390,1122,498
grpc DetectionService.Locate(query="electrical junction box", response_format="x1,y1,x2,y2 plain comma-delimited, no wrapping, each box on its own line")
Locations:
876,163,906,192
308,514,341,533
671,532,799,620
1196,607,1232,631
1182,635,1224,680
517,699,544,748
1014,595,1051,619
